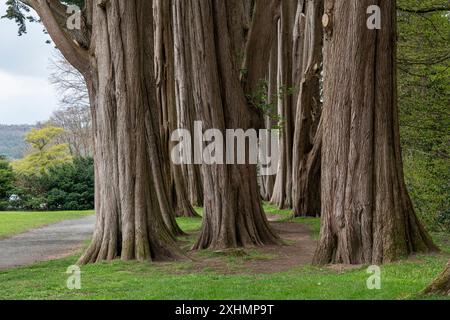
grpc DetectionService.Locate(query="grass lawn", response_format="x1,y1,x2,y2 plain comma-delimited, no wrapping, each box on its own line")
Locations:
0,211,94,239
0,206,448,300
263,202,321,238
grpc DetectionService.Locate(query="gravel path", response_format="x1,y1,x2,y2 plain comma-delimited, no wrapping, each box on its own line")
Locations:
0,215,95,270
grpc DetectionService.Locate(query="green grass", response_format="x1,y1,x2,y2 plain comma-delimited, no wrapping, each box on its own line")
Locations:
0,211,94,239
291,217,321,238
263,202,292,218
0,248,448,300
175,217,202,233
263,202,321,238
0,207,448,300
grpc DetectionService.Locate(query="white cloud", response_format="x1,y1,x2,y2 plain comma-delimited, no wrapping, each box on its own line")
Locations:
0,71,54,98
0,70,58,125
0,2,54,78
0,2,59,125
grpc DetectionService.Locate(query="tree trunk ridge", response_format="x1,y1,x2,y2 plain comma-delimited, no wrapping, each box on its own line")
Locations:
78,0,184,264
313,0,438,265
423,261,450,296
292,0,323,218
187,0,281,250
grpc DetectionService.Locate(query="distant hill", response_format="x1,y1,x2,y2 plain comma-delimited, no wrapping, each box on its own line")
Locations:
0,124,34,160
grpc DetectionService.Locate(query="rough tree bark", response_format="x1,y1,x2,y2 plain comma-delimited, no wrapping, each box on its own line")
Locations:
24,0,184,263
423,261,450,296
293,119,322,218
270,0,297,209
292,0,323,218
173,0,204,208
260,39,278,201
154,0,199,219
187,0,281,250
313,0,438,265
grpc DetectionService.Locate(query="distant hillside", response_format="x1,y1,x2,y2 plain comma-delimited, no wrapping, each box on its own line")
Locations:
0,125,34,160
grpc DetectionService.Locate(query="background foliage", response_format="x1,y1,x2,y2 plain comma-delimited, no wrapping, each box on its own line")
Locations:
14,157,94,211
0,156,15,210
1,126,94,211
12,126,72,176
0,125,34,160
397,0,450,231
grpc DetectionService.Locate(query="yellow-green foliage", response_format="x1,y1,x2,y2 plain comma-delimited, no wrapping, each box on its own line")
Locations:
12,126,72,176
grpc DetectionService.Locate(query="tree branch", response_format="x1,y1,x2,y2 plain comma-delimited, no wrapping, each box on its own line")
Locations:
397,6,450,14
20,0,90,75
398,53,450,66
47,0,90,48
240,0,280,129
242,0,280,94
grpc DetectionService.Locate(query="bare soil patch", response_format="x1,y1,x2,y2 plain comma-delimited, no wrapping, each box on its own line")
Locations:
159,220,318,275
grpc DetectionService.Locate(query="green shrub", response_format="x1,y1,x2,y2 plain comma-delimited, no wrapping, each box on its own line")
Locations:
404,151,450,233
0,156,15,209
13,157,94,211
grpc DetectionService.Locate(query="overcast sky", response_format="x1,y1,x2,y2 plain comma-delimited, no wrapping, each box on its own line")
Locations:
0,1,59,125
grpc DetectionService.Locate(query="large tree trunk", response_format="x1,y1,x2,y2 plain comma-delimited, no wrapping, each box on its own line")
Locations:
270,0,297,209
313,0,438,265
173,0,204,208
293,119,322,218
187,0,280,250
292,0,323,218
423,261,450,296
154,0,199,219
260,16,279,201
78,0,183,263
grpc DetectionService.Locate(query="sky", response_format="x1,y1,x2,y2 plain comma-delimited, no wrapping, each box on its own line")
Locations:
0,1,59,125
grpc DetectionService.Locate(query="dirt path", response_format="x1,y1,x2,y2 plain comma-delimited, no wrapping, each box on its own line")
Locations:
172,220,318,275
245,221,317,273
0,214,316,274
0,216,95,270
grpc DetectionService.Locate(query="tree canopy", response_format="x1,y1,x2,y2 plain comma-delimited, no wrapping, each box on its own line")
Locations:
0,156,15,209
12,126,72,176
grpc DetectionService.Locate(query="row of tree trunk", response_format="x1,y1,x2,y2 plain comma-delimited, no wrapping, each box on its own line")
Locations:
265,0,323,219
75,0,282,262
259,0,438,265
314,0,438,265
27,0,441,286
